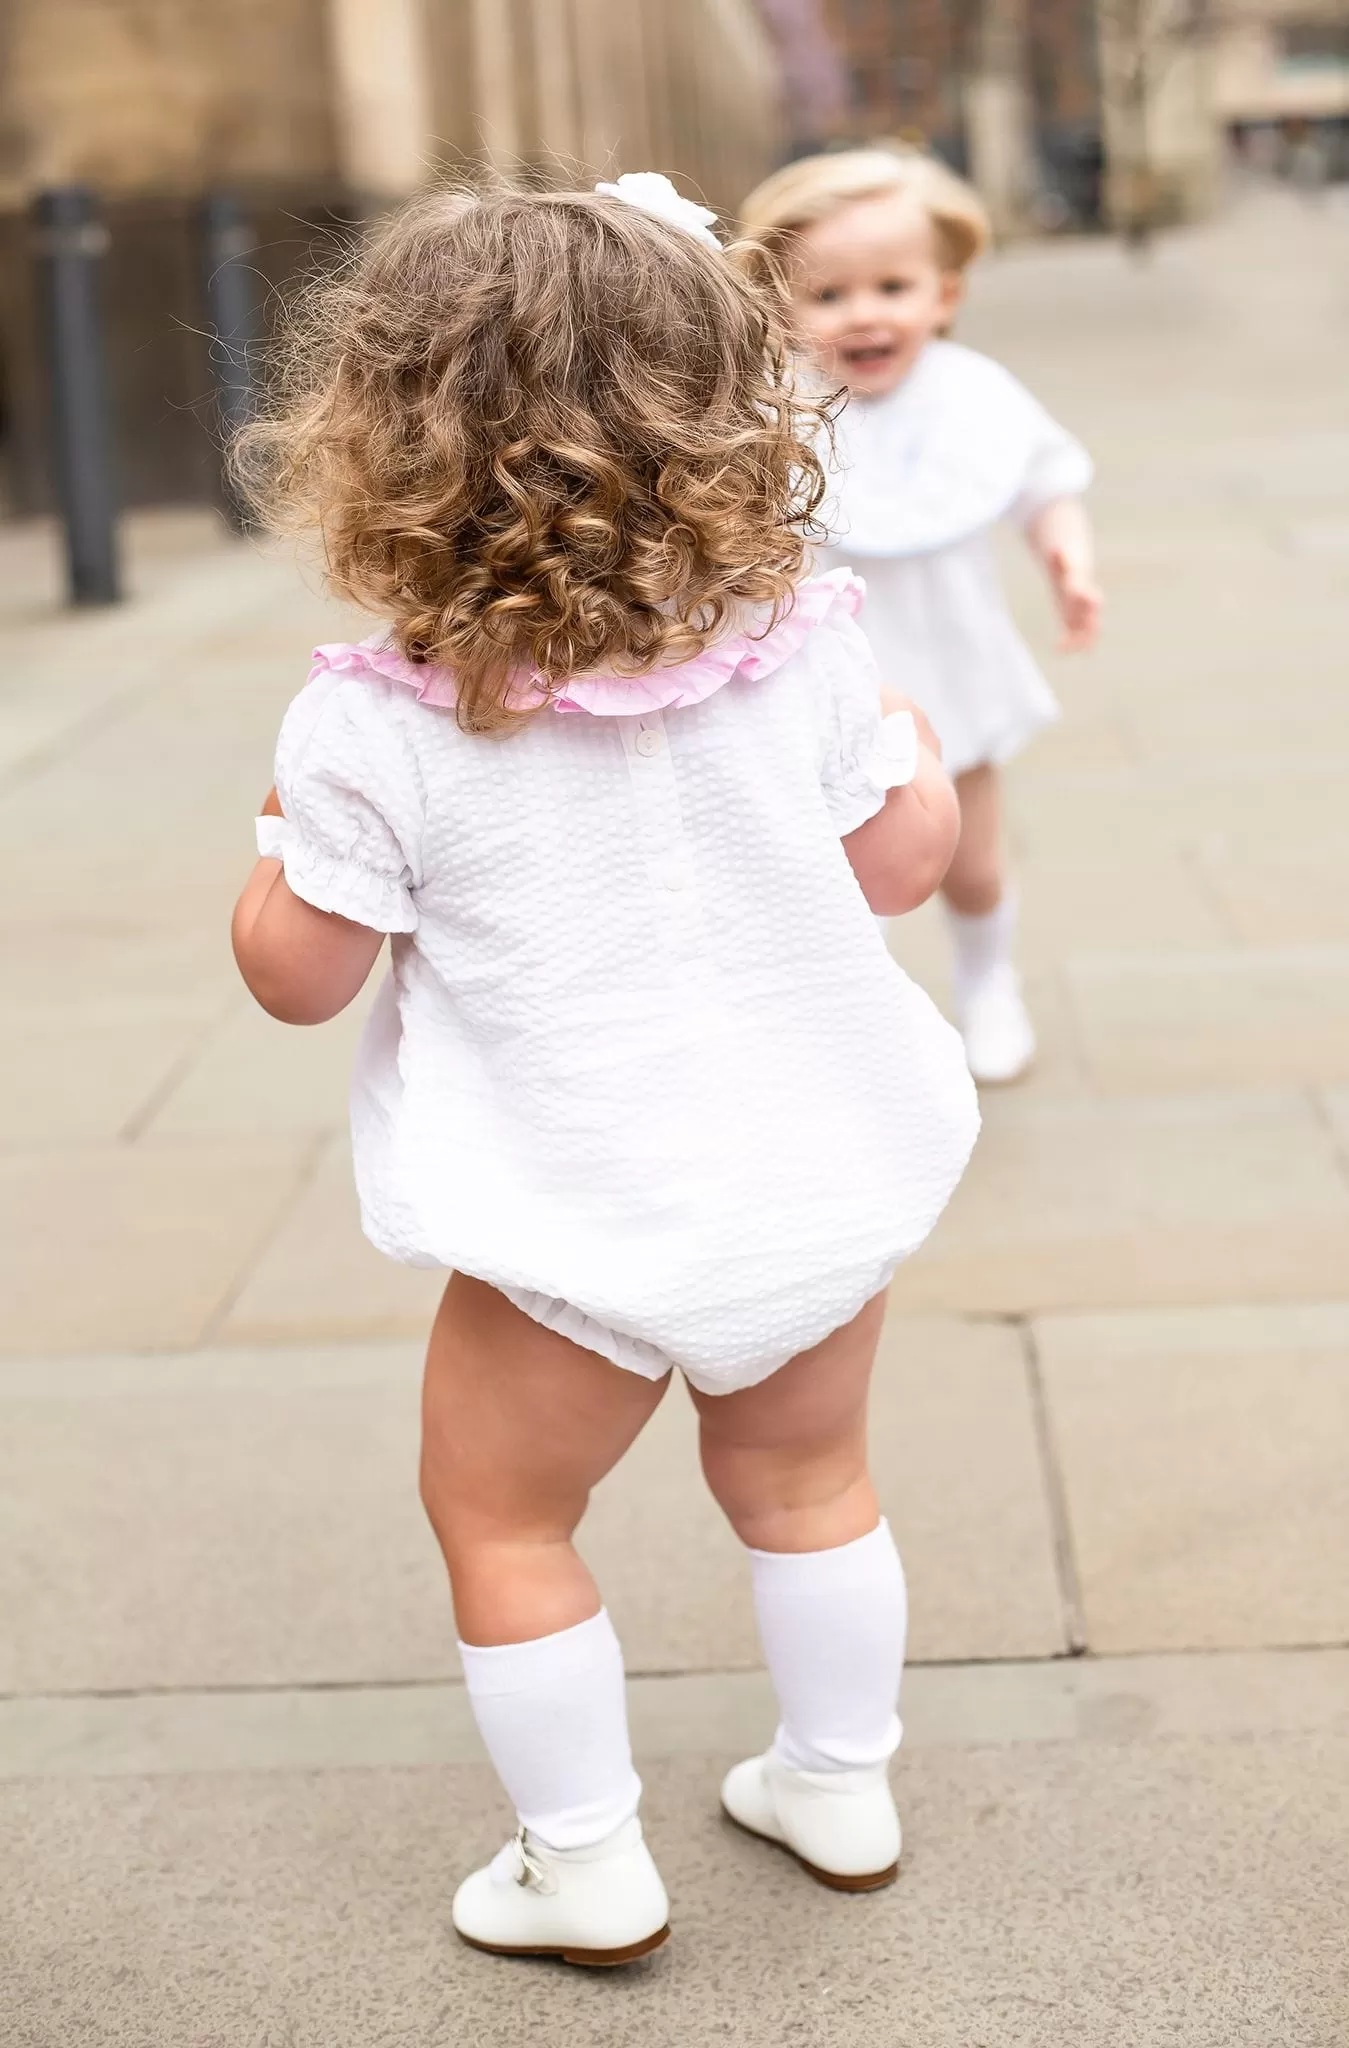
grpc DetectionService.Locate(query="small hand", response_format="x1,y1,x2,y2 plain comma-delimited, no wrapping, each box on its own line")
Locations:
1048,548,1103,653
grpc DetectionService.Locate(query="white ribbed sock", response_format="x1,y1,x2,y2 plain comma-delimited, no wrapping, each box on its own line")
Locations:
944,888,1020,1005
748,1519,907,1773
458,1608,642,1851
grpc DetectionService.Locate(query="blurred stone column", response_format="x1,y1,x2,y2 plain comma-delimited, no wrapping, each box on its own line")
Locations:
964,0,1034,235
569,0,655,179
1095,0,1223,235
531,0,582,174
472,0,524,172
327,0,432,205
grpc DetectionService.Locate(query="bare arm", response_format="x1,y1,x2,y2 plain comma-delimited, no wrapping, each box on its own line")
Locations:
1024,495,1102,653
841,698,961,917
231,789,386,1026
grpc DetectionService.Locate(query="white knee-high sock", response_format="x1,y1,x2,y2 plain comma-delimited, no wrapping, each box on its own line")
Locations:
458,1609,642,1850
944,887,1020,1004
747,1520,907,1774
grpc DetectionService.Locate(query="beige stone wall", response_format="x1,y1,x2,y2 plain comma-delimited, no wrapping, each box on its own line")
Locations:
0,0,340,207
0,0,784,513
426,0,784,214
0,0,782,215
1214,3,1349,123
1094,2,1225,227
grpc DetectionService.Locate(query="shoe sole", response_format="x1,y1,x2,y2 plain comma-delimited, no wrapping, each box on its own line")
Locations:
456,1923,671,1968
722,1806,899,1893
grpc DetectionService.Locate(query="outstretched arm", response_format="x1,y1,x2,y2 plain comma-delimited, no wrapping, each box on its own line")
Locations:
232,789,385,1026
1025,496,1102,653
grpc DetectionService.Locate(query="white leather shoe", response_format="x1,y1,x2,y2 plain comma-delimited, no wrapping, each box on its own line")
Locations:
720,1752,901,1891
451,1818,670,1966
958,970,1036,1085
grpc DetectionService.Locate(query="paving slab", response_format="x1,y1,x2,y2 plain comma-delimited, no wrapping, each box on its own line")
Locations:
1197,842,1349,947
1067,945,1349,1092
218,1138,448,1344
146,987,375,1140
0,919,239,1007
4,1646,1345,1777
868,1313,1067,1660
1015,851,1227,963
1036,1303,1349,1652
584,1314,1067,1670
890,1091,1349,1315
0,514,298,783
0,1344,447,1695
0,1139,316,1355
4,1735,1344,2048
1004,756,1349,869
1321,1086,1349,1154
0,1316,1064,1694
0,997,223,1145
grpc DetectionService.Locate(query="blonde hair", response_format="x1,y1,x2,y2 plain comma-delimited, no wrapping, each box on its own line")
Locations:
740,147,990,275
236,188,832,734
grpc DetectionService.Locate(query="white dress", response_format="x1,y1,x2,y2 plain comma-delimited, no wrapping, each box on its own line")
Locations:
817,340,1093,779
257,570,979,1393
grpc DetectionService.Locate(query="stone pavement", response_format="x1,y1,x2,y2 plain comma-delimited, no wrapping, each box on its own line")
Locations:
2,189,1347,2044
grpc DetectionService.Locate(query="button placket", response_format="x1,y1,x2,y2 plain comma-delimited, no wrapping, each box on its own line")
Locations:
620,713,702,960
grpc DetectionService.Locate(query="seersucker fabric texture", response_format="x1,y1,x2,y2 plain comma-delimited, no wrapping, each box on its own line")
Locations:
817,341,1093,779
256,571,979,1391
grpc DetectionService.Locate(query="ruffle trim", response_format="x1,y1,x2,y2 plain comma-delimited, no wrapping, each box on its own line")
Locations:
307,568,866,720
825,708,921,838
255,816,417,933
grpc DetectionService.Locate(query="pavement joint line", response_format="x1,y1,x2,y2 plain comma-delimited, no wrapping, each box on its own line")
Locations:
1309,1083,1349,1188
0,671,171,797
116,989,242,1145
4,1638,1348,1704
1017,1318,1088,1656
1,1647,1345,1781
0,558,288,795
195,1129,333,1349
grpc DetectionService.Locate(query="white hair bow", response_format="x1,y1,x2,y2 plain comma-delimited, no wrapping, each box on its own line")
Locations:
594,172,721,251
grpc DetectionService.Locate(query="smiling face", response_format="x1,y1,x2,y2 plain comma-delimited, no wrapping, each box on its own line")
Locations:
792,189,964,399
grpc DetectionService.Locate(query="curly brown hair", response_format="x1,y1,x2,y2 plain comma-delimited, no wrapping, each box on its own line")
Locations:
236,186,834,733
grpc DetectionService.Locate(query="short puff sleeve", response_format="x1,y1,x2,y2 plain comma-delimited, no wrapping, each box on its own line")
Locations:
1012,406,1094,523
814,605,920,838
256,673,424,932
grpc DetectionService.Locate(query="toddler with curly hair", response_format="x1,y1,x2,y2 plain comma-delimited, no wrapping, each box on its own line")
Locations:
231,175,978,1967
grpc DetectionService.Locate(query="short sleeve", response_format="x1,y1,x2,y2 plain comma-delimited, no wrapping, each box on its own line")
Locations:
1012,405,1093,522
814,605,920,838
257,673,425,932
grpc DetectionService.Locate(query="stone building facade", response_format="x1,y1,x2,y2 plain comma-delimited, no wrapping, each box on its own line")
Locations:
795,1,1237,234
804,0,1106,228
0,0,782,511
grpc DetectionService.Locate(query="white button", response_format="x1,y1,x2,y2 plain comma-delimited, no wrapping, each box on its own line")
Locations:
661,862,690,892
635,729,663,757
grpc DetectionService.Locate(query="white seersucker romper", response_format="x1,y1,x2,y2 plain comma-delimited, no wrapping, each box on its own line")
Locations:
256,569,980,1393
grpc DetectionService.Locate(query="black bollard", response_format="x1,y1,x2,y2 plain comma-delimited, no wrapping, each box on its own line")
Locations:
201,192,260,531
33,186,121,606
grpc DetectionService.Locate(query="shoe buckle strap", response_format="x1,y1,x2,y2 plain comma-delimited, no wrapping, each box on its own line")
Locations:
506,1828,557,1895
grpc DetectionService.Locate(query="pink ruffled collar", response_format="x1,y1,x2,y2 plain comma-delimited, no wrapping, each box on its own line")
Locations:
309,568,864,717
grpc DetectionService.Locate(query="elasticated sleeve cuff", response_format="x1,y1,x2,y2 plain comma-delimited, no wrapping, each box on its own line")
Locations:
825,709,920,838
1013,442,1094,523
255,815,417,933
